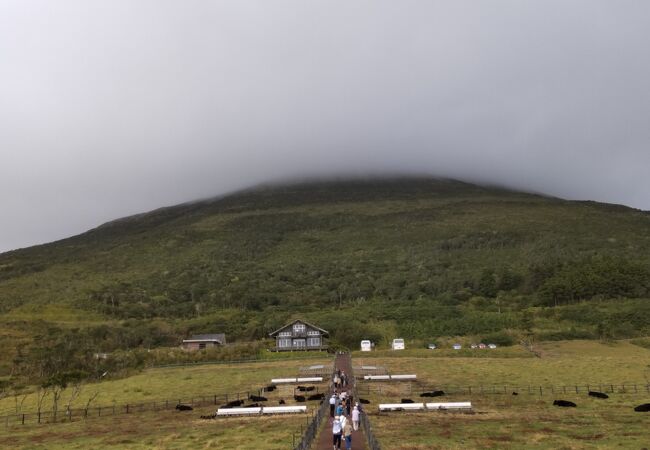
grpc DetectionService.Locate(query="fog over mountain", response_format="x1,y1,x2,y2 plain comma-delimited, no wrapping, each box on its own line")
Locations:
1,1,649,252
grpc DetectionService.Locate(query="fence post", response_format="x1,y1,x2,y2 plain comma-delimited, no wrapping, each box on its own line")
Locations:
37,412,40,424
126,404,129,414
21,414,25,425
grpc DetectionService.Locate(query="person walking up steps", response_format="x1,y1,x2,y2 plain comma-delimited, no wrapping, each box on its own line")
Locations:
352,405,360,431
343,418,353,450
332,415,342,450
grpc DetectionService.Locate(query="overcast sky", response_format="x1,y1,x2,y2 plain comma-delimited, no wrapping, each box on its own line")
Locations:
1,1,650,253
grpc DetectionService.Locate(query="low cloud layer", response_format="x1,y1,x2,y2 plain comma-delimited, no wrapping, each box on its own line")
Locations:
1,1,649,252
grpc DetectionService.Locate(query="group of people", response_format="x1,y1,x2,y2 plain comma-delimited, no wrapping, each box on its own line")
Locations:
332,369,349,389
329,382,362,450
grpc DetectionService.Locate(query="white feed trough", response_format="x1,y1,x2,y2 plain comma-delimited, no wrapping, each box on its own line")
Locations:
296,377,323,383
361,365,378,370
262,406,307,415
379,403,425,411
271,378,298,384
308,365,324,370
364,375,391,381
426,402,472,410
390,374,417,380
217,407,262,416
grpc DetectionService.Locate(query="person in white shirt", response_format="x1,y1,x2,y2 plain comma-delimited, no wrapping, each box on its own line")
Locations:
329,394,336,417
352,406,360,431
332,416,342,450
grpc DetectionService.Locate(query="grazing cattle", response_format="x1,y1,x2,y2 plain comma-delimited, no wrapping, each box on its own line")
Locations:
553,400,577,407
400,399,414,403
294,395,306,402
223,399,245,408
175,404,193,411
279,399,286,405
307,393,325,401
420,391,445,398
297,386,315,392
359,398,370,404
588,391,609,399
634,403,650,412
265,385,277,392
512,392,519,396
249,395,268,402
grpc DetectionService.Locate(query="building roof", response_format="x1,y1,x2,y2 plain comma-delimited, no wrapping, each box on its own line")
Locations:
269,319,329,337
183,333,226,344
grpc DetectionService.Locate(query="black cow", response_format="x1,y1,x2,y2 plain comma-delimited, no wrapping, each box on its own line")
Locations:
307,393,325,401
223,399,244,408
249,395,268,402
512,392,519,396
553,400,577,407
294,395,306,402
634,403,650,412
401,398,414,403
588,391,609,399
175,404,193,411
297,386,315,392
420,390,445,398
359,398,370,404
279,399,286,405
265,385,277,392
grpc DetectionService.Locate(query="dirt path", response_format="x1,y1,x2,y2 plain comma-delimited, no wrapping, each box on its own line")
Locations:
313,353,365,450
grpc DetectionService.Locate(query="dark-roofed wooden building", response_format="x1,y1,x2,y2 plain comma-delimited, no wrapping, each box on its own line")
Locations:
269,320,329,352
182,333,226,351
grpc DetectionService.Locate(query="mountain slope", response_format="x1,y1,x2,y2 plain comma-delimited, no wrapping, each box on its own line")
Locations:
1,177,650,376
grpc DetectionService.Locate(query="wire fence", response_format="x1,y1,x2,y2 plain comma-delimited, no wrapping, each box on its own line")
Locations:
0,387,271,428
350,357,381,450
291,385,332,450
358,382,650,397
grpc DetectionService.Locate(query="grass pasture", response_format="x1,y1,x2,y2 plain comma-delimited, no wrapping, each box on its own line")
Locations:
0,404,306,449
355,340,650,387
356,340,650,449
369,394,648,449
0,358,330,416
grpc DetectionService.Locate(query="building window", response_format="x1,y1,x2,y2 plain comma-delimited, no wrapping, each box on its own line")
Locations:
293,323,306,333
278,338,291,348
279,331,291,337
293,339,306,348
307,337,321,347
307,330,320,336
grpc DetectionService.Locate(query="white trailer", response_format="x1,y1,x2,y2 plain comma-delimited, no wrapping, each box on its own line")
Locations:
391,338,405,350
360,340,372,351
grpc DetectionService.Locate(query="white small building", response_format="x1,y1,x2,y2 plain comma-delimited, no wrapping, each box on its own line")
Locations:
360,340,372,351
392,338,405,350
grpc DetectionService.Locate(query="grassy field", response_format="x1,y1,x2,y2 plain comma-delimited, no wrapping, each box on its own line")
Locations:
356,340,650,449
369,394,648,449
0,404,306,449
354,340,650,387
0,358,330,415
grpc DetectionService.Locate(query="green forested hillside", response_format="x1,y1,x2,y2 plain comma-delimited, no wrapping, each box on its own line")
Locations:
1,177,650,380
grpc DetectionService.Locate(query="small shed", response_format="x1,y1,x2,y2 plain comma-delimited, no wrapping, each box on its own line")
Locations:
182,333,226,351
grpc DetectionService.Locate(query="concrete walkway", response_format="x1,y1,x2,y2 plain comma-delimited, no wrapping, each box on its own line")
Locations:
313,353,365,450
